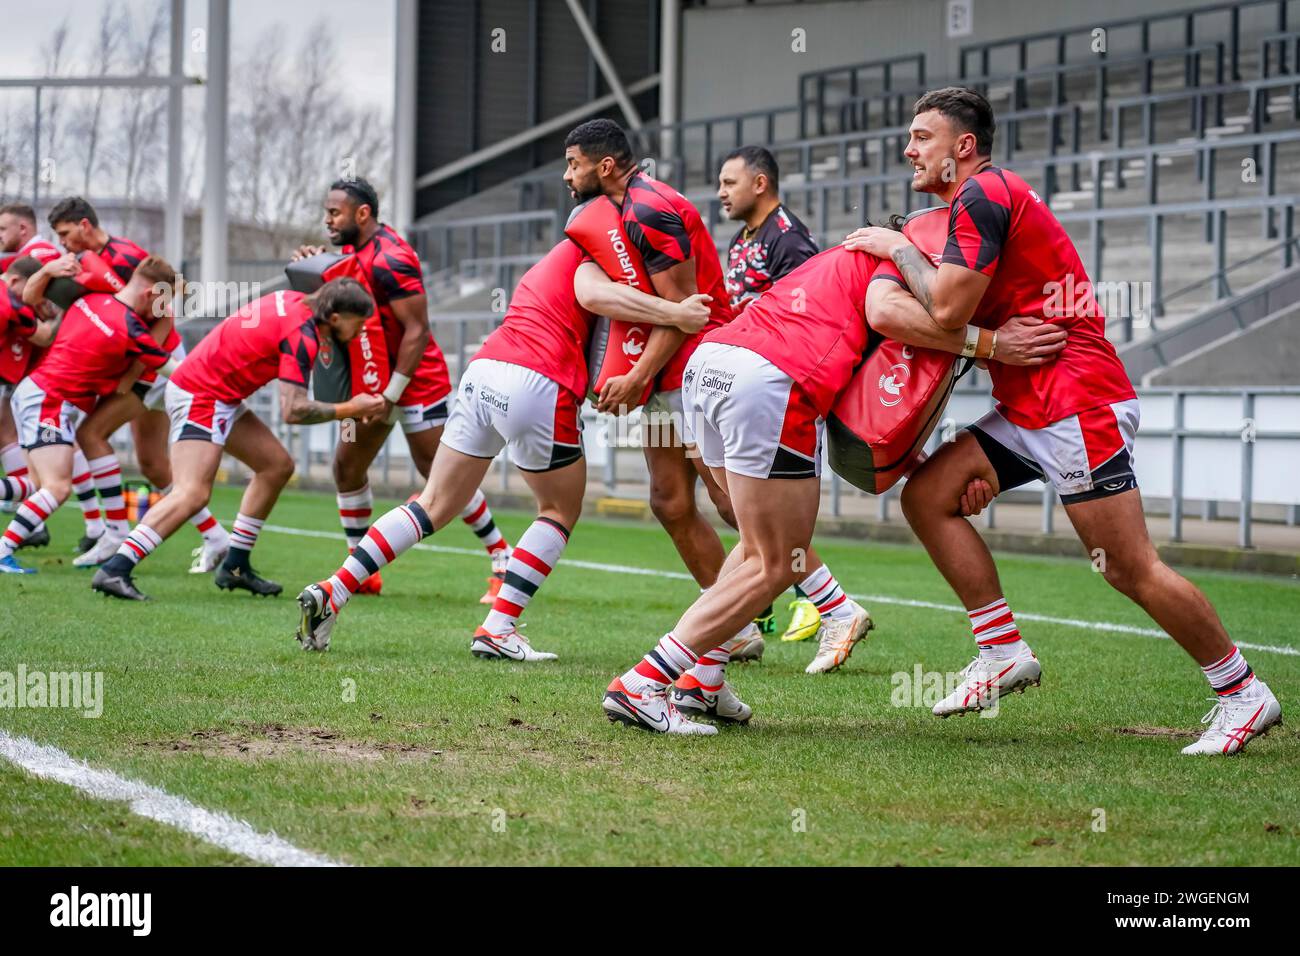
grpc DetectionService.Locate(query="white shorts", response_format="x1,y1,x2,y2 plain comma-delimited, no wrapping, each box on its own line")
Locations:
442,359,583,472
165,380,249,448
969,398,1140,503
397,394,450,434
682,341,823,480
12,377,81,449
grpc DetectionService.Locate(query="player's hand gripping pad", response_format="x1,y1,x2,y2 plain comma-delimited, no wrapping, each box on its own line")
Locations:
286,253,389,403
826,205,967,493
564,197,656,407
44,250,126,311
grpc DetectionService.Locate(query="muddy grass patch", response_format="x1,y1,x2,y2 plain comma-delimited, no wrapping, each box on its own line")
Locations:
140,722,448,763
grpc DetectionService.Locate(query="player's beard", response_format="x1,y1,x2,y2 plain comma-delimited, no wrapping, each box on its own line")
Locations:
330,222,361,247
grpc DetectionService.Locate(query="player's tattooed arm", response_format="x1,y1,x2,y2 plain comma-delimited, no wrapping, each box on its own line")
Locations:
573,263,710,332
280,382,386,425
280,382,341,425
890,245,939,313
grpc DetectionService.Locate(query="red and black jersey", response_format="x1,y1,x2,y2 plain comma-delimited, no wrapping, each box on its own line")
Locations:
617,170,734,389
941,165,1135,428
706,245,880,418
724,204,819,311
473,240,595,400
99,235,149,284
0,289,40,385
171,290,321,403
342,223,450,401
30,292,170,411
0,236,61,274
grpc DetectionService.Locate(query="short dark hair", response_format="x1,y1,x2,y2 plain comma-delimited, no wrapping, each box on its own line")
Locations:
314,277,374,319
48,196,99,229
0,203,37,225
564,118,634,167
329,177,380,219
722,145,780,195
2,255,42,279
913,87,995,156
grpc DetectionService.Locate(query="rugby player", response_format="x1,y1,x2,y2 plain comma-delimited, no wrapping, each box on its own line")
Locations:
0,257,178,573
295,239,711,655
0,203,61,271
291,178,510,601
718,145,838,647
565,122,798,674
92,279,382,600
0,257,58,520
601,231,1069,733
25,197,228,569
0,204,76,540
844,87,1281,755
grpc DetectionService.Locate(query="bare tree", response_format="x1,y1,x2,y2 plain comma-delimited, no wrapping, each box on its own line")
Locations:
78,2,127,194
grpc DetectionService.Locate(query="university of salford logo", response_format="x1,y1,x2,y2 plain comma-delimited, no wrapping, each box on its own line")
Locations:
622,328,645,359
878,362,910,407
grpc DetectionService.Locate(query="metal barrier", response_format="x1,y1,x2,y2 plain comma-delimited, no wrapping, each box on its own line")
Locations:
796,52,927,138
1259,28,1300,74
822,385,1300,548
959,0,1295,85
408,210,558,276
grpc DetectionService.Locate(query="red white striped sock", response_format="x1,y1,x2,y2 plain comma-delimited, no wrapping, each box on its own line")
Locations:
0,473,34,502
798,566,854,621
481,516,566,635
337,482,373,551
229,513,264,554
325,501,433,612
460,489,510,563
158,484,224,542
0,443,35,503
969,598,1026,660
1202,645,1255,696
70,448,104,537
88,454,128,536
0,488,59,557
687,640,731,689
622,634,698,695
115,524,163,567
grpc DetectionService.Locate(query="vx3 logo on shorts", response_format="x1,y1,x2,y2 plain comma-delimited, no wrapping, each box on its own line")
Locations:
1059,470,1087,481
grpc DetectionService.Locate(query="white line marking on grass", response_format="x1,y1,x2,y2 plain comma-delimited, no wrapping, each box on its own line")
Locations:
0,731,346,867
264,524,1300,658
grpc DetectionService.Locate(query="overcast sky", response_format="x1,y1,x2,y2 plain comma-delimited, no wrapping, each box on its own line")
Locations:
1,0,396,112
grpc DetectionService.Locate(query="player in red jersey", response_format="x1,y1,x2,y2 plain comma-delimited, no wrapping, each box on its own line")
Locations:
0,257,58,520
563,120,789,672
718,144,861,650
844,87,1281,755
292,179,510,601
295,239,710,654
601,217,1067,731
25,197,228,568
91,280,382,601
0,258,177,574
0,203,61,273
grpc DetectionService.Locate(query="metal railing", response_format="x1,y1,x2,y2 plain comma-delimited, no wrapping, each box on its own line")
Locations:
796,52,926,138
821,386,1300,549
959,0,1295,84
1259,28,1300,74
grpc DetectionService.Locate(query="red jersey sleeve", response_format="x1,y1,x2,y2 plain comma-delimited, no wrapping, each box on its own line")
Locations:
278,318,320,388
869,259,906,285
941,170,1011,276
124,312,172,369
369,239,425,302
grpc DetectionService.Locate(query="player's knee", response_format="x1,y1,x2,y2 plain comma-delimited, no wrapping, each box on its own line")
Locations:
900,473,932,523
42,479,72,503
1098,550,1159,600
137,456,170,488
649,484,695,528
264,453,296,487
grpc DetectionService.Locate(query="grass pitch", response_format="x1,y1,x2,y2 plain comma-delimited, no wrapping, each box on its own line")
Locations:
2,485,1298,866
